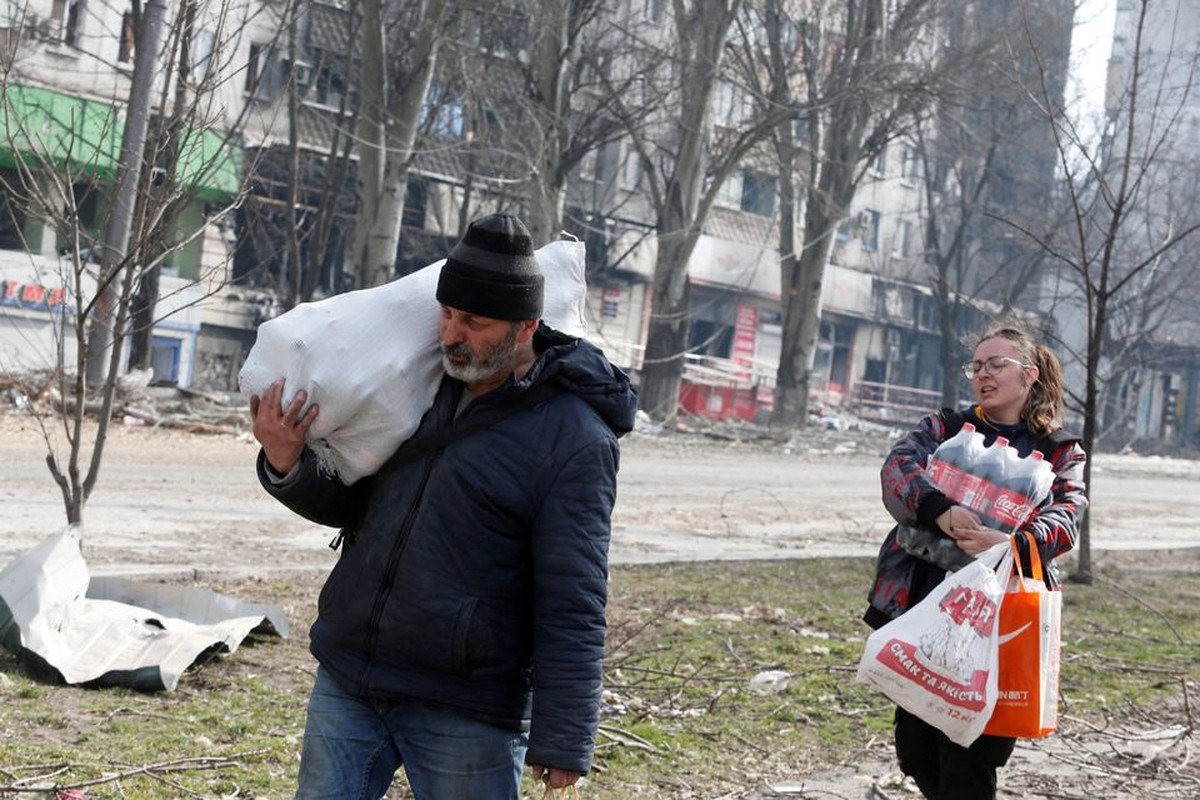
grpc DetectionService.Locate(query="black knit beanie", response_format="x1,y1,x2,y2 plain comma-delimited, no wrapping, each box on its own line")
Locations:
436,213,544,321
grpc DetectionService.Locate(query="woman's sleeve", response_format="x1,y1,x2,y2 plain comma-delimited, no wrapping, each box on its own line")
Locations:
1020,440,1088,561
880,412,956,529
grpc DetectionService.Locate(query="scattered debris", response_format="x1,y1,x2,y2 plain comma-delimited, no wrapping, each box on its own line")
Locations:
0,527,286,692
748,670,792,695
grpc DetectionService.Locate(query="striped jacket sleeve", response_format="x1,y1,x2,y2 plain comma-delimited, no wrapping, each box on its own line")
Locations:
1021,439,1088,561
880,412,958,529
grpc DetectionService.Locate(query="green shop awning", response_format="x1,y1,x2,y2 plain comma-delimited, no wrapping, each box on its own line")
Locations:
0,84,241,202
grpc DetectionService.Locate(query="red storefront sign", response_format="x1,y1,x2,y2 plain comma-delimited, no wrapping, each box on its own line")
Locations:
2,279,68,311
732,304,758,365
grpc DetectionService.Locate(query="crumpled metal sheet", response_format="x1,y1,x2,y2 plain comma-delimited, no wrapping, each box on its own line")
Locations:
0,527,287,691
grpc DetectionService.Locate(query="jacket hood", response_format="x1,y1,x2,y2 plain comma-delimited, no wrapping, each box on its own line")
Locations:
522,322,638,437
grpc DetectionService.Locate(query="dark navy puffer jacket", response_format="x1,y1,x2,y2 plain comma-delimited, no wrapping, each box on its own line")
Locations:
258,324,638,774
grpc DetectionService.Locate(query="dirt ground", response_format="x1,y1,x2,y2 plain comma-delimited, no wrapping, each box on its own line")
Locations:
2,409,1199,798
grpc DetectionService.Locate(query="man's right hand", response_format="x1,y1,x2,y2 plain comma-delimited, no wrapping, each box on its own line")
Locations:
249,379,318,475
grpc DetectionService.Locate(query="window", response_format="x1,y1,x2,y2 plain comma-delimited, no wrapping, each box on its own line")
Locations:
741,171,776,218
714,81,753,129
51,0,82,47
901,146,920,181
621,139,642,190
191,29,215,79
312,55,352,108
860,209,880,251
893,219,912,258
579,144,611,183
716,172,743,208
118,10,134,62
602,288,621,320
421,85,465,138
402,178,428,228
644,0,663,23
245,42,267,93
794,112,810,144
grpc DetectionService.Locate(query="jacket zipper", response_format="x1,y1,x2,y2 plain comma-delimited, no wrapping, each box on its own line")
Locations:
354,448,441,693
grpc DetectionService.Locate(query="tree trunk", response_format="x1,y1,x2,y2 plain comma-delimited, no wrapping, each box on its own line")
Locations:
350,0,447,288
774,214,835,427
636,0,741,423
525,0,570,247
128,265,160,371
84,0,167,387
348,0,386,289
640,220,698,423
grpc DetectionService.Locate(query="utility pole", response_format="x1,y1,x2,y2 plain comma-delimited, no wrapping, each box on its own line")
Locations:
84,0,168,387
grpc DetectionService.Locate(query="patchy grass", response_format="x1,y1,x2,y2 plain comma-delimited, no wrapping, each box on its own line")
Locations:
1,552,1197,799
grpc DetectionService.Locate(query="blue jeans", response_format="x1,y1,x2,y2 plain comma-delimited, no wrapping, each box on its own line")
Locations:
295,667,529,800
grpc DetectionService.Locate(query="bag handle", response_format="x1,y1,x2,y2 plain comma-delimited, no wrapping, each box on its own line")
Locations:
1008,531,1045,592
1024,530,1045,582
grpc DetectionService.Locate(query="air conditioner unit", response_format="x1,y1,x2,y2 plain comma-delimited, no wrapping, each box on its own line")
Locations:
285,59,313,87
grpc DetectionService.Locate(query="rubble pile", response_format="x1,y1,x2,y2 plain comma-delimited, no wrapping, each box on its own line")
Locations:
0,370,251,436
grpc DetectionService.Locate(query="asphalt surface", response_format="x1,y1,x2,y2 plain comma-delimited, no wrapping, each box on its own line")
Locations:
2,414,1199,579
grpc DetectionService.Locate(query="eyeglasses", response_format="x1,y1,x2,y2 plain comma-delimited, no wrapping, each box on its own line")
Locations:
961,355,1030,379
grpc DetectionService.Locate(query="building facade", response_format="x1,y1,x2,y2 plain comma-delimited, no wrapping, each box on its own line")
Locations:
0,0,1098,440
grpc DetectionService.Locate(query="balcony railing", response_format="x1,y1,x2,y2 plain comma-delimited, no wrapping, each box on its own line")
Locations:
853,380,942,425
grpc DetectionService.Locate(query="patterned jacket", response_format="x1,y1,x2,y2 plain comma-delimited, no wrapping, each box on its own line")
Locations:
865,406,1088,628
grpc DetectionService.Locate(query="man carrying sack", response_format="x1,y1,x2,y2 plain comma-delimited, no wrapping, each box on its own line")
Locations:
250,213,639,799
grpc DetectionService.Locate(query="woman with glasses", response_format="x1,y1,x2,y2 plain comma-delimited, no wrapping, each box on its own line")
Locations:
864,321,1089,800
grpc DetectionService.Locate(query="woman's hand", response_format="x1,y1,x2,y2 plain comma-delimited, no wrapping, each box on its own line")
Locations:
936,505,1007,557
935,505,981,536
946,524,1009,557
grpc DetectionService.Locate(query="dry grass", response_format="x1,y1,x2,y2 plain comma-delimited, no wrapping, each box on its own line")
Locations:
1,551,1197,799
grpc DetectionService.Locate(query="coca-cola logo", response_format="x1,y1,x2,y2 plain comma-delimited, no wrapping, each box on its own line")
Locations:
994,494,1034,519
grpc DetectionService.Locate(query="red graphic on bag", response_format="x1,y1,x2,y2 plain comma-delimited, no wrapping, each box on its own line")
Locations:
938,584,998,636
875,639,990,711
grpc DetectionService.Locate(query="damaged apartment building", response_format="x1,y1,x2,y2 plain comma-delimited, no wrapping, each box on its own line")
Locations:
3,0,1190,447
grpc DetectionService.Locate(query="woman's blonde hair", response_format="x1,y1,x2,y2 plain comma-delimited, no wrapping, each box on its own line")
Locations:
975,321,1064,438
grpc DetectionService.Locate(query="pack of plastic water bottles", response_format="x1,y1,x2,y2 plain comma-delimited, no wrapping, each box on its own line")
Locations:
926,423,1054,532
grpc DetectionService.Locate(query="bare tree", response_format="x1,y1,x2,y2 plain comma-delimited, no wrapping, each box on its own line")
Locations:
915,0,1075,408
763,0,974,427
0,0,259,526
346,0,452,289
517,0,657,247
625,0,847,422
1016,0,1200,582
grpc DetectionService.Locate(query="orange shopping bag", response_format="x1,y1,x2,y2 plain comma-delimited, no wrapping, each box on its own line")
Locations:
983,531,1061,738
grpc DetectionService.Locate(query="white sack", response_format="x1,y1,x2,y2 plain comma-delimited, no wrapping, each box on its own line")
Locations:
238,239,589,484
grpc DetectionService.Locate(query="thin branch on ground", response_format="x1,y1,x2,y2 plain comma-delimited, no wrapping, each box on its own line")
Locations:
0,751,269,795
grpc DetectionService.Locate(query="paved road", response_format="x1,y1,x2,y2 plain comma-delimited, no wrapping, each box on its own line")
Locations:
1,414,1198,579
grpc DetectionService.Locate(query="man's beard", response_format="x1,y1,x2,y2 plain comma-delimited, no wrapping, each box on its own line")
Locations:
441,325,520,385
